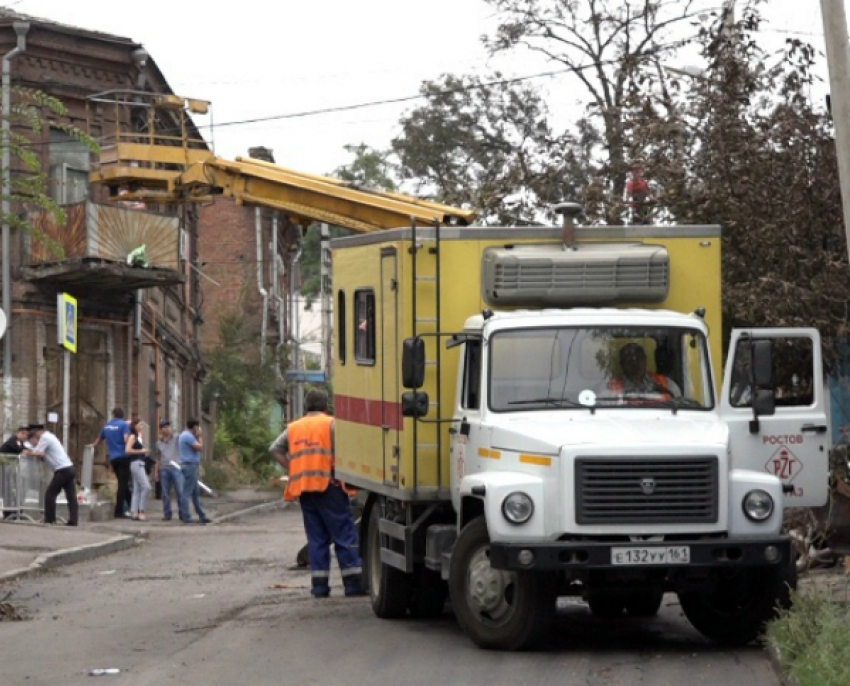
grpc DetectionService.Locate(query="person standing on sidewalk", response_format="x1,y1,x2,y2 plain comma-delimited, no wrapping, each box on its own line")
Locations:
155,419,188,522
23,423,78,526
125,418,151,521
0,425,29,454
92,408,131,518
178,419,211,525
269,389,363,598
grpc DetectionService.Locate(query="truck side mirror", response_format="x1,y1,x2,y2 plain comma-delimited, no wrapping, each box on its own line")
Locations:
751,339,774,388
748,338,775,432
753,389,775,417
402,337,426,389
402,391,429,418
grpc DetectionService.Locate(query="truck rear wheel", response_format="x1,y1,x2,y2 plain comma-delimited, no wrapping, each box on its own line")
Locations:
449,516,555,650
678,560,795,646
367,505,412,618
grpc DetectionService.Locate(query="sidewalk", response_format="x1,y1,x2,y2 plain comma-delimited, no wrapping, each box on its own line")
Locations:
0,487,284,583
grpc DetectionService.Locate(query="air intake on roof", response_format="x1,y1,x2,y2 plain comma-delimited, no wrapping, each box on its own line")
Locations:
481,242,669,307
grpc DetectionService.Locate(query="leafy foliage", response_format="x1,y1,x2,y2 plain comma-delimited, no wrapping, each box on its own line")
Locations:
484,0,702,205
4,87,99,254
202,313,279,477
624,6,850,366
767,589,850,686
392,73,594,224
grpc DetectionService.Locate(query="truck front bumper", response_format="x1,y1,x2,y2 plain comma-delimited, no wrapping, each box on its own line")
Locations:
488,535,791,571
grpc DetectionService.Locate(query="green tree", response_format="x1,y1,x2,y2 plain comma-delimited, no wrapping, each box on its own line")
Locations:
4,88,98,252
633,6,849,366
393,73,594,224
202,313,280,476
483,0,702,208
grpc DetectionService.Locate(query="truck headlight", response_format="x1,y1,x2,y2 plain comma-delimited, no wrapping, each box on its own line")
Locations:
743,489,774,522
502,492,534,524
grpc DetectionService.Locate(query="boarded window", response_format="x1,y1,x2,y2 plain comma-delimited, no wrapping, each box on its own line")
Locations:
354,289,375,365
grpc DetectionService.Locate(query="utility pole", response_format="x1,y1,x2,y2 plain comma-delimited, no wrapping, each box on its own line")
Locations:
821,0,850,260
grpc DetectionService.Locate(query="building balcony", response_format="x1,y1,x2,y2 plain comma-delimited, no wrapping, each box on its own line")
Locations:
21,200,185,293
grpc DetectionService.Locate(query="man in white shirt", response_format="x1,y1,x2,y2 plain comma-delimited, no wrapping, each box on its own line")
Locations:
22,423,78,526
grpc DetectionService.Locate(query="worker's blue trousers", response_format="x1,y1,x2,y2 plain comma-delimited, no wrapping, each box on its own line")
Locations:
299,482,363,597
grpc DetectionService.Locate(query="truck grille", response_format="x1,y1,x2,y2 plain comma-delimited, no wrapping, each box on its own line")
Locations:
575,456,718,525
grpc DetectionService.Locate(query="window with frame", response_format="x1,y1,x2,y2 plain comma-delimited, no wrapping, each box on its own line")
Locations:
49,128,90,204
354,289,376,364
337,290,346,365
461,339,482,410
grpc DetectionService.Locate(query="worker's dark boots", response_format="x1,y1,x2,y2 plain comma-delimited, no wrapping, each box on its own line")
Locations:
310,575,330,598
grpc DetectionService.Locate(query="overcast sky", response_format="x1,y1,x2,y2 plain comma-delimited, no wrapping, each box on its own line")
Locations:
6,0,833,176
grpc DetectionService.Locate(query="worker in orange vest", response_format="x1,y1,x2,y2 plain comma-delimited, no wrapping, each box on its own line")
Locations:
270,388,364,598
608,342,681,398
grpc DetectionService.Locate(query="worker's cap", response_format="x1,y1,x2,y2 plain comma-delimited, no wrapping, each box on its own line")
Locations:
27,423,45,431
159,418,171,428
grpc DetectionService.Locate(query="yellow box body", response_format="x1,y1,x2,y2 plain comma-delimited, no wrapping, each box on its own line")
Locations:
331,225,722,501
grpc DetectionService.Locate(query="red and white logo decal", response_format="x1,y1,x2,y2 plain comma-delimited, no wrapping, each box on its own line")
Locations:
765,445,803,482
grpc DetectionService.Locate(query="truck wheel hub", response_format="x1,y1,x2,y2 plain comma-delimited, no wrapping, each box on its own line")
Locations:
468,547,513,617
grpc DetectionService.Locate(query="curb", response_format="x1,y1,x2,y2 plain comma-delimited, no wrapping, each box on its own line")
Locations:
214,498,288,524
0,534,139,584
765,642,798,686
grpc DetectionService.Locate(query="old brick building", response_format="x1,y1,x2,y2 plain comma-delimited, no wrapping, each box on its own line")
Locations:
0,10,206,484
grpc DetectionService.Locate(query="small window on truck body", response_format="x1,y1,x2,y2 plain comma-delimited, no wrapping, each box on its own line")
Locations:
354,289,376,365
337,290,346,366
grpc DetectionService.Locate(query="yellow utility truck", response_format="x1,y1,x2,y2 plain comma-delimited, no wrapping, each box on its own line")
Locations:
332,210,829,649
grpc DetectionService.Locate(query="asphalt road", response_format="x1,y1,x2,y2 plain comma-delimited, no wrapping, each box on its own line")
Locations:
0,508,781,686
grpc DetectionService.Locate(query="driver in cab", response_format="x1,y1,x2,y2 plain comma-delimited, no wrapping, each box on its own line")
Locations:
608,342,681,399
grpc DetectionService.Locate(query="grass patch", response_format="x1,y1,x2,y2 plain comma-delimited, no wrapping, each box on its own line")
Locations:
767,584,850,686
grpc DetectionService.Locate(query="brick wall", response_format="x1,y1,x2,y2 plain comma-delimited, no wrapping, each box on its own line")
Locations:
198,197,266,353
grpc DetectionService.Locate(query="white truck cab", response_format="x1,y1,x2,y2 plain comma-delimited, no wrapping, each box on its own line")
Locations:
441,308,826,648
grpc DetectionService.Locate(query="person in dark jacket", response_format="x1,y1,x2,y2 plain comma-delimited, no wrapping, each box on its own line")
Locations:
0,426,29,455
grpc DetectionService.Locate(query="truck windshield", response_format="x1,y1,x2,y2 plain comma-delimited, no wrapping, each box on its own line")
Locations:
488,326,714,412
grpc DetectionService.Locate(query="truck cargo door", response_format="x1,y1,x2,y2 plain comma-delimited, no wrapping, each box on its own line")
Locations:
720,328,829,507
380,247,400,486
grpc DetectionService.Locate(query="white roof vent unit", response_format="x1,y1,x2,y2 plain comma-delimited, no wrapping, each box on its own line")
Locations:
481,242,669,307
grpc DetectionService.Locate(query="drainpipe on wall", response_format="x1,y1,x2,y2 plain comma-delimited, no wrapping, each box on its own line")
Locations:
255,207,268,364
2,21,29,432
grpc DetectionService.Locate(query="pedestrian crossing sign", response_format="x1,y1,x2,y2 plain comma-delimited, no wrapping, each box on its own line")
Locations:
57,292,77,353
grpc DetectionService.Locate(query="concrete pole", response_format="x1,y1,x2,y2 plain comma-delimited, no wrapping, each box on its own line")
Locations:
821,0,850,260
2,21,28,434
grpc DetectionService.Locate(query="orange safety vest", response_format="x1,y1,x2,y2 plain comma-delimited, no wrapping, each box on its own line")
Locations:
284,413,335,501
608,373,671,397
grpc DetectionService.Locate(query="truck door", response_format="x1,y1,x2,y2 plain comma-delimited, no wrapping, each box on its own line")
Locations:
380,247,400,486
720,328,829,507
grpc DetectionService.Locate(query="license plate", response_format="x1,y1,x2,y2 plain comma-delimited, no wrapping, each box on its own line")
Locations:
611,546,690,566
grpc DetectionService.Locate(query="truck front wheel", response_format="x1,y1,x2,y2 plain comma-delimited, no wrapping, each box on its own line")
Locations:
678,560,795,646
449,516,556,650
366,505,412,618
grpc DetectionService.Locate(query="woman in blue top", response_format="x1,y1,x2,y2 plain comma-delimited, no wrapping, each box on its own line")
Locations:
125,418,151,521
